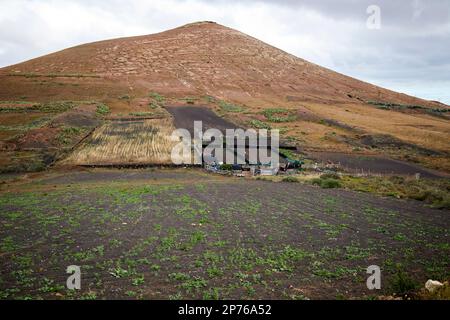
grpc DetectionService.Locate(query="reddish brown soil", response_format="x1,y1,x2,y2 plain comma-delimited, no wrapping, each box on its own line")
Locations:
50,104,100,128
15,127,60,149
0,22,444,109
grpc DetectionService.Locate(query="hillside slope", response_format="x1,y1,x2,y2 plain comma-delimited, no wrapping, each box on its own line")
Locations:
0,21,446,107
0,21,448,172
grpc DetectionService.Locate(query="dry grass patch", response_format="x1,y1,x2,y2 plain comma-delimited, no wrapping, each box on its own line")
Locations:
305,103,450,154
65,119,178,165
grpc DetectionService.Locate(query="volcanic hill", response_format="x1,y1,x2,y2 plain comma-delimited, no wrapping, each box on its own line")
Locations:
0,21,449,173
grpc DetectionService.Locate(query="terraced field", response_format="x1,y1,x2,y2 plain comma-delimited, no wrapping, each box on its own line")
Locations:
0,169,448,300
64,119,177,166
0,101,104,172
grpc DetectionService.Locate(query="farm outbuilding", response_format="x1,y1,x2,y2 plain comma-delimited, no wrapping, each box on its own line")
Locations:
166,105,300,175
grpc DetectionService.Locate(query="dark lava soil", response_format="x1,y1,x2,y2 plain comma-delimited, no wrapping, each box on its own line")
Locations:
0,169,448,300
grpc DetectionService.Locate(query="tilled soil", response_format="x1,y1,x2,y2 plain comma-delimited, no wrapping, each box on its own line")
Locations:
38,169,212,184
308,151,446,178
0,169,448,300
166,106,240,136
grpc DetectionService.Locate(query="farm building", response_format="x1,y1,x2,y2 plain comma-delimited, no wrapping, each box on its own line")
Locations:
202,143,301,176
166,105,302,175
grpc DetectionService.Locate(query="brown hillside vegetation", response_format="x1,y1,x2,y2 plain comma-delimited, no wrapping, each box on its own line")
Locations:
0,21,449,172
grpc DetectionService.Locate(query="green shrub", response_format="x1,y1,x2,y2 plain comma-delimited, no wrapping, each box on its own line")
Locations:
220,164,233,171
96,104,110,115
218,100,244,113
129,112,153,117
57,127,82,145
149,102,160,109
367,101,449,118
0,101,77,114
0,117,52,131
249,120,271,130
321,179,342,189
340,176,450,209
280,149,294,159
405,187,449,209
180,97,196,105
205,95,216,103
262,108,297,123
149,92,165,104
388,176,406,184
320,173,341,180
431,194,450,210
312,178,342,189
282,176,299,183
389,266,419,295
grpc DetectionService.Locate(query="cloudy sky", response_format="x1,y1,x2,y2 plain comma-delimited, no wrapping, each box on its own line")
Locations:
1,0,449,104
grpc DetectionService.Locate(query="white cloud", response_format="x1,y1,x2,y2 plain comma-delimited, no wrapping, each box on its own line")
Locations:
412,0,426,20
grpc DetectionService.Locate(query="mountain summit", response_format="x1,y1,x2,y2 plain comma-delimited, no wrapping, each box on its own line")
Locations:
0,21,444,107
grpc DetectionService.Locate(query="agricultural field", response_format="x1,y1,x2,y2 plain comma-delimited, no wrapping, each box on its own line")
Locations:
0,101,106,173
307,152,445,178
0,169,448,300
64,119,178,166
166,105,240,136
